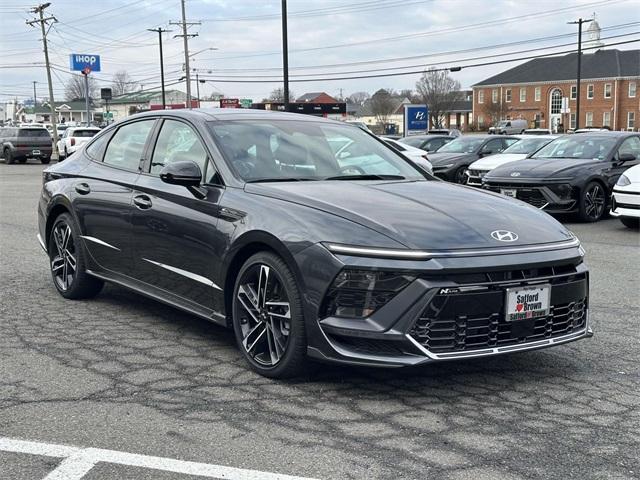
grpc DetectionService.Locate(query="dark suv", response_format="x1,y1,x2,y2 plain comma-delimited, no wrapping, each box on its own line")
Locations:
0,126,52,164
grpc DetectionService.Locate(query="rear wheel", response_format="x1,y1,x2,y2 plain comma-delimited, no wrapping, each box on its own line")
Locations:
232,252,307,378
620,217,639,229
4,148,14,164
48,213,104,299
578,182,606,222
41,156,51,164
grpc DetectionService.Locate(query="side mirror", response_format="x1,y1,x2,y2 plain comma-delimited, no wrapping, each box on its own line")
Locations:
480,149,493,156
159,160,202,187
618,152,636,163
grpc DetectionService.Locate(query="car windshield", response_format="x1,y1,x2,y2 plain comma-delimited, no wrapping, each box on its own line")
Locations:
209,120,425,182
531,136,617,160
400,136,426,148
503,137,554,154
436,137,484,153
18,128,49,137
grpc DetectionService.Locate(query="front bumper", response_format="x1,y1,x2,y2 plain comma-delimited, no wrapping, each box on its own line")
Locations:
465,169,488,187
301,243,591,367
611,188,640,218
483,182,577,212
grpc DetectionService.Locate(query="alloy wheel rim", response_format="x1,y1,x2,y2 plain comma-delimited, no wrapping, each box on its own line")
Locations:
236,264,291,367
51,222,77,291
584,185,605,220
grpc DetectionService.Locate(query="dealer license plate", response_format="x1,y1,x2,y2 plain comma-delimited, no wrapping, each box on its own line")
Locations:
505,284,550,321
501,188,517,198
32,149,41,155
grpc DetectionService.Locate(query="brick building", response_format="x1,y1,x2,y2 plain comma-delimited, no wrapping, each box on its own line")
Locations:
472,48,639,132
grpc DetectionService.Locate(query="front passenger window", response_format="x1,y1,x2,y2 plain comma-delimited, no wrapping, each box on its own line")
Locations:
618,137,640,159
103,120,154,171
150,120,208,177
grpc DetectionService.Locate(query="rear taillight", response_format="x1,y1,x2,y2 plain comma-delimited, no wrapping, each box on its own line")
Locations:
70,138,76,146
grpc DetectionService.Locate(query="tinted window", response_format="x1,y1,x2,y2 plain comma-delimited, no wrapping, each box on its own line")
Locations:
103,120,154,171
72,129,99,138
400,137,426,148
209,120,423,181
85,131,111,160
483,139,504,153
618,136,640,158
18,128,49,137
150,120,208,176
503,138,519,148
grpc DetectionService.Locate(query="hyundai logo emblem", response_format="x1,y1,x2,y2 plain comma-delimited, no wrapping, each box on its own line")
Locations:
510,172,521,177
491,230,519,242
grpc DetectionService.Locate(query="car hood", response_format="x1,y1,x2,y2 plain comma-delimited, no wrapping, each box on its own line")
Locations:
486,157,602,180
621,163,640,184
426,152,476,166
469,153,528,170
246,181,572,250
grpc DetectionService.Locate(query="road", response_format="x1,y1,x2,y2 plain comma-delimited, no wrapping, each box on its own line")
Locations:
1,162,639,480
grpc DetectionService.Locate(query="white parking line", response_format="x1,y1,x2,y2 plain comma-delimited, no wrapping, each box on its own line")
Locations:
0,437,319,480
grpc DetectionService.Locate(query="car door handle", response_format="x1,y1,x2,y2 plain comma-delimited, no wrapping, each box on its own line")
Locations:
75,183,91,195
133,194,152,210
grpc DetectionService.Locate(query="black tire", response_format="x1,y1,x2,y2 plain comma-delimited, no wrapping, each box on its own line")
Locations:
620,217,640,230
48,213,104,299
41,156,51,164
453,166,467,184
232,251,307,378
578,181,606,222
4,148,15,164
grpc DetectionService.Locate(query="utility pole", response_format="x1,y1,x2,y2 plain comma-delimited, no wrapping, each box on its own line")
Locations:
32,81,37,106
26,3,59,157
195,73,201,108
281,0,289,111
171,1,200,109
147,27,171,109
568,17,593,130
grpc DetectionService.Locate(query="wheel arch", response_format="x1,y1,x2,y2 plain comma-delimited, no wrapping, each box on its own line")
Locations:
45,197,74,247
221,231,307,327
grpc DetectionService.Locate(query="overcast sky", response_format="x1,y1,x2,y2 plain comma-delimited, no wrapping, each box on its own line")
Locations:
0,0,636,103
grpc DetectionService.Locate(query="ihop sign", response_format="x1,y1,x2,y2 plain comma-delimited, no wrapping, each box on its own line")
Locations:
69,54,101,73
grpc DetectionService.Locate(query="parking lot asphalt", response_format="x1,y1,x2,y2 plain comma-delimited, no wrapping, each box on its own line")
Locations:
1,161,639,480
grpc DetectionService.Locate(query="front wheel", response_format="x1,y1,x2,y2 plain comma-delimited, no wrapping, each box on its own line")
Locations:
578,182,606,222
4,148,14,164
232,252,307,378
453,166,467,184
48,213,104,299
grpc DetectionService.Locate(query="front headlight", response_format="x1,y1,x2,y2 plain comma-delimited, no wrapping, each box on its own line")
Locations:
321,269,416,318
617,174,631,186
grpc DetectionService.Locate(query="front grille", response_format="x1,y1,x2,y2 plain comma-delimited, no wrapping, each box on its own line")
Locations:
616,202,640,210
422,263,579,285
410,294,587,353
485,185,547,208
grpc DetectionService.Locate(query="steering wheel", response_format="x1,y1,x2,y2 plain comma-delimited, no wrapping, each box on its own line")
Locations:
338,165,366,175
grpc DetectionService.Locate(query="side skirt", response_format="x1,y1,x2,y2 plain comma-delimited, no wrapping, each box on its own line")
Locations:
86,268,228,328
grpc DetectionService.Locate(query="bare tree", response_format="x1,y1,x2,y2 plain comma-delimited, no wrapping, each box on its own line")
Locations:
368,89,397,126
347,91,370,105
64,75,99,101
415,68,463,128
481,101,505,126
265,87,296,103
399,89,416,102
111,70,138,96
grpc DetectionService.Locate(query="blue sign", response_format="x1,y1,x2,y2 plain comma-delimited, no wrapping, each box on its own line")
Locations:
404,104,428,135
69,53,101,73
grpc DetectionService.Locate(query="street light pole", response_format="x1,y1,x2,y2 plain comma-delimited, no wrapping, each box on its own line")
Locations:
568,18,593,130
148,27,171,109
32,81,37,107
281,0,289,111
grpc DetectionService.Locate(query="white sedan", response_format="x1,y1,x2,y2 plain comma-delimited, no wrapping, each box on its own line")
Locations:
57,127,101,159
382,138,433,174
465,135,557,186
611,163,640,229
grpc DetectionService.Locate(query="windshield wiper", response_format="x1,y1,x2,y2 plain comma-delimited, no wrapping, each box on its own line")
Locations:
323,174,406,181
246,177,317,183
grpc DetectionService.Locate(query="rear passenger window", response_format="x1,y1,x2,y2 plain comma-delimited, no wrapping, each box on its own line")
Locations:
85,133,109,160
103,120,154,171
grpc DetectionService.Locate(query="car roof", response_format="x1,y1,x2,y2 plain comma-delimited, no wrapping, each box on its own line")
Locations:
570,130,637,137
402,134,450,140
131,108,347,125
